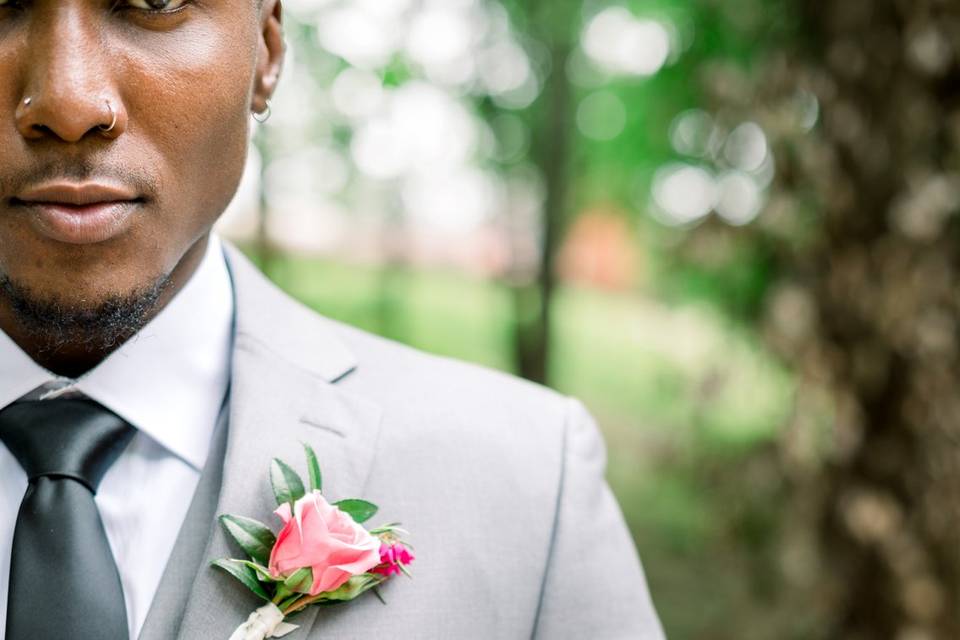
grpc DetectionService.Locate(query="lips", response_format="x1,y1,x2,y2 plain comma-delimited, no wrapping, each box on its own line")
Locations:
10,182,143,245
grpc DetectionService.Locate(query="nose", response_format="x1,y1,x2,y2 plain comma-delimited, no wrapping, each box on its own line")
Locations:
15,6,127,143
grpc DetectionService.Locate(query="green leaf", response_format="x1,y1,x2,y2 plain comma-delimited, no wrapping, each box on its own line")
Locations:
238,560,275,583
322,574,383,602
272,581,293,604
334,499,379,524
283,567,313,594
219,514,277,566
212,559,270,601
277,593,304,612
302,442,322,492
271,458,305,507
368,522,403,535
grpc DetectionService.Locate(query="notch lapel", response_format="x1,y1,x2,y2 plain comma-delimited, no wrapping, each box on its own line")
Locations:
147,244,384,640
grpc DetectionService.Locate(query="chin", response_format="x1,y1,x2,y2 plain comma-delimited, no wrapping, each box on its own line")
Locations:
7,236,168,299
0,266,173,348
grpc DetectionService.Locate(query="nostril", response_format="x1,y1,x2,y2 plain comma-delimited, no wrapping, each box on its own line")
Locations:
18,97,126,142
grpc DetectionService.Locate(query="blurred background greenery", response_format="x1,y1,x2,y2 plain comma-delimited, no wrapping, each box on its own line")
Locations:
218,0,960,637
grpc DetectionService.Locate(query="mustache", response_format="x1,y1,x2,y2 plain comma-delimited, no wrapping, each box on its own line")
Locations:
0,158,157,200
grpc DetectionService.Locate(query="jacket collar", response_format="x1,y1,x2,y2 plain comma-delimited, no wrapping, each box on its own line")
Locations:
227,243,358,384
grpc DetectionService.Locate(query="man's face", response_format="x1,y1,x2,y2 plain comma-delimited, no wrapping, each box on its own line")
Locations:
0,0,279,320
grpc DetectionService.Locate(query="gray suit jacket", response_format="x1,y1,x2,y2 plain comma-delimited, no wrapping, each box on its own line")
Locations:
137,243,664,639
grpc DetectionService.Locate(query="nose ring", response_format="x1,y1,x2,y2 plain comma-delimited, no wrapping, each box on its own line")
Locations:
98,100,117,133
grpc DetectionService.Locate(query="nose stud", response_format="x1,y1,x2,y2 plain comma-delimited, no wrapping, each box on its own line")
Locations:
98,100,117,134
23,97,32,106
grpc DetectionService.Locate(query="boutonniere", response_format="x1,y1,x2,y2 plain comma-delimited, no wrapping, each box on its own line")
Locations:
213,444,414,640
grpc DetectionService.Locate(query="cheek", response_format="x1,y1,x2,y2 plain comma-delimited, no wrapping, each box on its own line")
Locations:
117,23,257,241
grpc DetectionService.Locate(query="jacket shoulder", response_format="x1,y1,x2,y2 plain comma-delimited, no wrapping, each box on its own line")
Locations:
323,317,574,445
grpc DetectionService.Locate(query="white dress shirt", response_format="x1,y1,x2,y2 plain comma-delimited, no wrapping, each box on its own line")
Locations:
0,235,234,640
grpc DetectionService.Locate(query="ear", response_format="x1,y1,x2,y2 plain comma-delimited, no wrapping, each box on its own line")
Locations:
251,0,284,115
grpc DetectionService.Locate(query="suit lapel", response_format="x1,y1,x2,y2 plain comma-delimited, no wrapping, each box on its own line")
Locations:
148,244,383,640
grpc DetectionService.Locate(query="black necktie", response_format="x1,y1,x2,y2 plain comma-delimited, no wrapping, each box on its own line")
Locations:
0,398,135,640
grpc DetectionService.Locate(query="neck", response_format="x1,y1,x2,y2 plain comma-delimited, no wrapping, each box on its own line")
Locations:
0,236,210,378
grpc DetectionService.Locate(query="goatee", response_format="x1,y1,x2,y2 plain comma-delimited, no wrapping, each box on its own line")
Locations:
0,273,172,355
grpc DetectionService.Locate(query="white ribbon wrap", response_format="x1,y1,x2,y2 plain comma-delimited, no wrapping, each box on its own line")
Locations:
228,603,300,640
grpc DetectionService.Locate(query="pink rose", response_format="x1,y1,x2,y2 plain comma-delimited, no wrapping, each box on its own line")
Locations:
268,490,381,595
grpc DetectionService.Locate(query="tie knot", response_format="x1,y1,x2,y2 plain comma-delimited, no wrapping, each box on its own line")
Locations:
0,399,135,492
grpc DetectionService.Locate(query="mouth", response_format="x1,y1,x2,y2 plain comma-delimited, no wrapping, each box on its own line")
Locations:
9,182,146,245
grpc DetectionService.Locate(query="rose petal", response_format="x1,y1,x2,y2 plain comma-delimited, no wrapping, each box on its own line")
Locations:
267,490,381,595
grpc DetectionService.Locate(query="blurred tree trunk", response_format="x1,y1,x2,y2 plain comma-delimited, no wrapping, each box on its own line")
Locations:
750,1,960,637
513,41,571,384
375,200,405,342
254,130,277,280
512,4,577,385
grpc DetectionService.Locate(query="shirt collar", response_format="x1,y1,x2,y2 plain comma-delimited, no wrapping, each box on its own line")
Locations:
0,235,234,471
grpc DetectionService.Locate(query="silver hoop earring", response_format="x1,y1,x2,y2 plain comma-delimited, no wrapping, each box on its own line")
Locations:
98,99,118,133
252,100,272,124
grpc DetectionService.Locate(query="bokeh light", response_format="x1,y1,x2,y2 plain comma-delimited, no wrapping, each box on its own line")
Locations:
582,7,672,77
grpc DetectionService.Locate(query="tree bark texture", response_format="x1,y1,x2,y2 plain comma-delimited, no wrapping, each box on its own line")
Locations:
744,1,960,637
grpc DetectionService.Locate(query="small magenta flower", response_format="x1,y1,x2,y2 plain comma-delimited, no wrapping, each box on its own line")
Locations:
372,541,415,577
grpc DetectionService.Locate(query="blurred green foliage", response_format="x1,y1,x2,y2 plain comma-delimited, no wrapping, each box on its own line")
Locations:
249,0,809,636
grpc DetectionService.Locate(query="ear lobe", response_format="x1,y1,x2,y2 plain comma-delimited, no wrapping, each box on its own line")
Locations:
252,0,284,114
